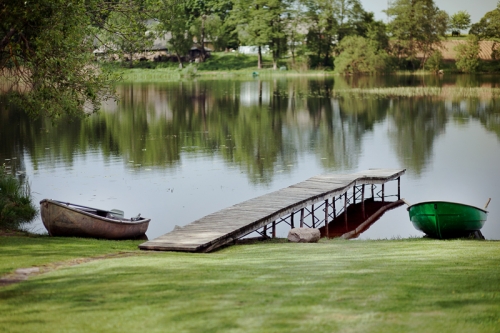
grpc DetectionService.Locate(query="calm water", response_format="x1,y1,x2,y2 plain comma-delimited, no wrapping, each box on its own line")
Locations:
1,75,500,240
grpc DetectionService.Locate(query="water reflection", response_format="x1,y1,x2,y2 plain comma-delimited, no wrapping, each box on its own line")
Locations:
1,75,500,239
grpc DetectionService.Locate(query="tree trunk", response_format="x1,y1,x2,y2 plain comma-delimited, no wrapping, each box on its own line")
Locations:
200,14,206,62
177,54,183,69
257,46,262,69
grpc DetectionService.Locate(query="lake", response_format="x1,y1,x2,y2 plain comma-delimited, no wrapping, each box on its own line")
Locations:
1,74,500,240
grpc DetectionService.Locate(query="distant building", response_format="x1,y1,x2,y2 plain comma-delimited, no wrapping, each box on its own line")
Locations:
238,46,270,54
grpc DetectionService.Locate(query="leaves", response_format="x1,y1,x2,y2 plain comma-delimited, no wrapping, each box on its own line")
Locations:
334,36,388,74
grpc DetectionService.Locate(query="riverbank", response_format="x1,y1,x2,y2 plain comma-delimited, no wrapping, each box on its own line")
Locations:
103,48,500,83
1,235,499,332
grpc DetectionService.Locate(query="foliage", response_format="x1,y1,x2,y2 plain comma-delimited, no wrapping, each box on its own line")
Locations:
153,0,193,69
0,0,122,119
334,36,388,74
0,166,37,229
425,50,443,72
1,239,500,332
184,0,236,56
230,0,291,69
449,10,471,35
469,3,500,40
99,1,154,68
455,35,480,73
303,0,373,69
385,0,449,70
469,3,500,60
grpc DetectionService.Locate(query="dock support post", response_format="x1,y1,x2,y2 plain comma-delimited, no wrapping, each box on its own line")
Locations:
344,192,348,229
263,224,267,238
371,184,374,199
382,184,385,202
333,197,336,219
324,199,329,238
362,184,365,219
312,204,315,228
300,208,304,228
398,177,401,200
272,221,276,238
291,212,294,228
353,186,356,204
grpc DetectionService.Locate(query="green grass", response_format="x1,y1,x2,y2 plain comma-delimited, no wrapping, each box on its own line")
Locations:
0,235,142,274
1,237,499,332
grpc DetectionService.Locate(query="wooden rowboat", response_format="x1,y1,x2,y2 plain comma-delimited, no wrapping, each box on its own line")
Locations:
407,201,488,239
40,199,150,240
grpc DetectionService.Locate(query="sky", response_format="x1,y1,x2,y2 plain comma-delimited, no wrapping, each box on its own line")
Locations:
360,0,498,25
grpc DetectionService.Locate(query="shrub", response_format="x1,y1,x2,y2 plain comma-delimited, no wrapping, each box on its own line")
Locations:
0,165,37,229
334,36,388,74
455,35,480,73
425,50,443,73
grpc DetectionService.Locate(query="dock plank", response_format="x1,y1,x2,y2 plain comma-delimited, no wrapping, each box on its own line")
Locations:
139,168,406,252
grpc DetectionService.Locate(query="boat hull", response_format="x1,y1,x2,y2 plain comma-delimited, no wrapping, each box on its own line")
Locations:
40,199,150,240
408,201,487,239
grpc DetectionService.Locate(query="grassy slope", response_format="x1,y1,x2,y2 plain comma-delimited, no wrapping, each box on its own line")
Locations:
1,237,499,333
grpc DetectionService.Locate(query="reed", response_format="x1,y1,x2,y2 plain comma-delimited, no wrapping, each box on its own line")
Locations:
332,86,500,98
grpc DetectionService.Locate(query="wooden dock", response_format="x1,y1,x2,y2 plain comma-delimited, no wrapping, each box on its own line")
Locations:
139,168,406,253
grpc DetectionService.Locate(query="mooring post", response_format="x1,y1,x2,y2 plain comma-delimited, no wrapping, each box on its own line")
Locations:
300,208,304,227
398,177,401,200
312,204,315,228
324,199,329,238
272,221,276,238
362,184,366,219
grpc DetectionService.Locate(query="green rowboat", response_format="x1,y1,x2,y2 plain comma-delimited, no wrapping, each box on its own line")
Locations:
407,201,488,239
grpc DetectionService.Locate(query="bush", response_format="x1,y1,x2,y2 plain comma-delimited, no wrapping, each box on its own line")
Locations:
425,50,443,73
0,165,37,229
334,36,388,74
455,35,480,73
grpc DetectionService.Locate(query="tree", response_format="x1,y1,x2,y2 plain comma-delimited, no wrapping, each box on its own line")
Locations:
0,0,118,119
303,0,375,68
154,0,193,69
469,3,500,59
231,0,291,69
469,3,500,39
449,10,471,36
385,0,449,70
334,36,388,74
0,0,152,119
100,1,154,68
455,35,480,72
303,0,337,68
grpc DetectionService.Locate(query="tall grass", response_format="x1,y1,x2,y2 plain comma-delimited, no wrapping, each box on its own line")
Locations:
0,165,37,230
332,86,500,99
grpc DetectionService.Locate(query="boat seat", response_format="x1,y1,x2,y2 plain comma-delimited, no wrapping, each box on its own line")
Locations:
107,209,125,218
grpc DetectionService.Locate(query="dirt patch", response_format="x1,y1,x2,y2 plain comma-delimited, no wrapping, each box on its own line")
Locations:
0,251,142,287
438,40,497,60
0,228,32,237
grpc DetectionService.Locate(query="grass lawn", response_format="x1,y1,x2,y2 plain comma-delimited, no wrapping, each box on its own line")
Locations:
1,236,499,332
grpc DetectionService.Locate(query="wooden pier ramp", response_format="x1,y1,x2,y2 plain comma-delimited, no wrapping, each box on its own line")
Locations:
139,168,406,253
